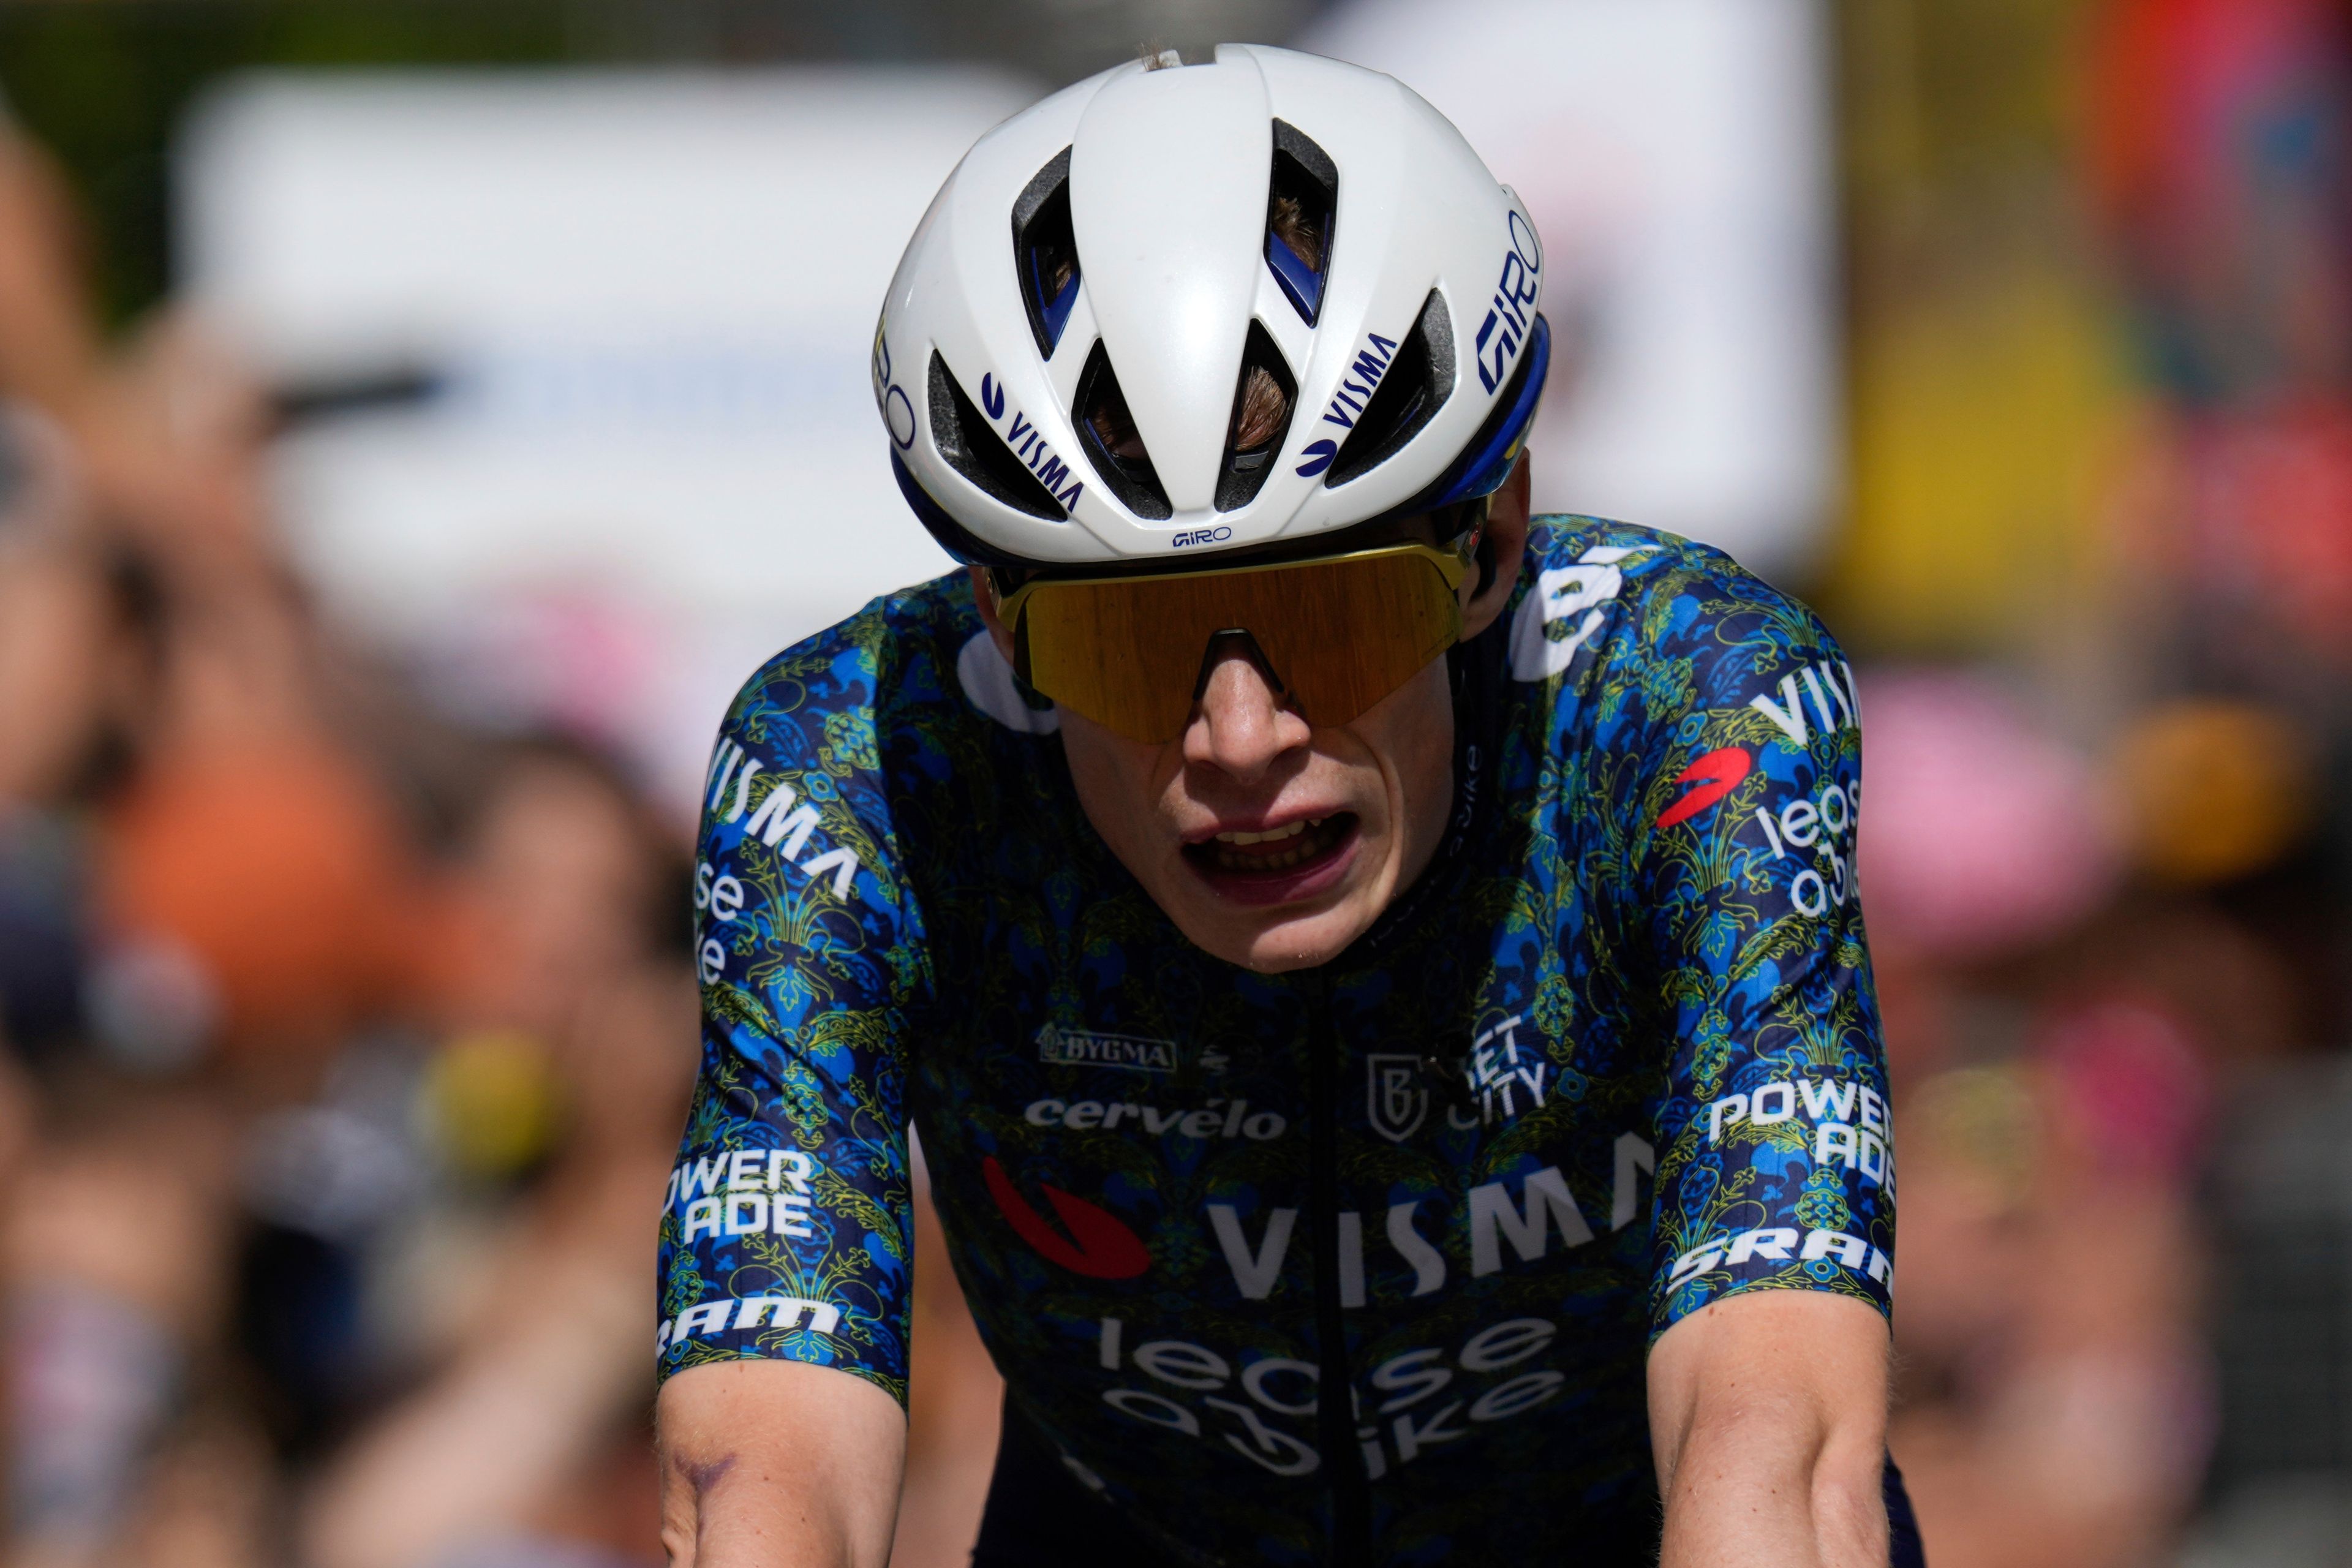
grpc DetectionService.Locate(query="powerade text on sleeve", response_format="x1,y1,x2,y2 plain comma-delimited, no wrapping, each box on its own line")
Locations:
1604,547,1893,1332
657,612,928,1403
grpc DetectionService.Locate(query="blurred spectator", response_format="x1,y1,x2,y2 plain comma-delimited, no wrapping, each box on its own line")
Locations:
300,962,692,1568
0,94,724,1568
1890,999,2214,1568
0,123,265,568
1855,670,2123,966
2115,698,2315,889
2089,0,2352,671
1850,660,2326,1568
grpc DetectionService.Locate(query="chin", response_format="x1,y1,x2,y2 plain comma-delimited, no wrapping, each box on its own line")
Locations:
1165,897,1381,973
1214,907,1379,973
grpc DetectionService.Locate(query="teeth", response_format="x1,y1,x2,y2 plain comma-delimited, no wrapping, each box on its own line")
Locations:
1214,818,1308,846
1208,816,1343,873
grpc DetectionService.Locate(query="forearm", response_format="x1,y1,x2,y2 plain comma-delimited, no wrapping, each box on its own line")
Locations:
1656,1402,1886,1568
1649,1291,1893,1568
660,1447,862,1568
305,1257,643,1568
657,1359,906,1568
0,139,107,414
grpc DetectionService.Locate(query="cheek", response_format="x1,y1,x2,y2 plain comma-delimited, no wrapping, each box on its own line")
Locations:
1363,663,1455,809
1058,718,1179,857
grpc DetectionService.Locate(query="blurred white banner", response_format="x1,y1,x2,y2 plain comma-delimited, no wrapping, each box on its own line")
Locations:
178,69,1031,807
1304,0,1839,579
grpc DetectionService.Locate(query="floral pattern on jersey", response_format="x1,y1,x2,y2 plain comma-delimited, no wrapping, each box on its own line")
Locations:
655,518,1893,1565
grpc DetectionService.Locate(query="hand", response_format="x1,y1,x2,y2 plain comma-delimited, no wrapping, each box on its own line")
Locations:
63,319,272,570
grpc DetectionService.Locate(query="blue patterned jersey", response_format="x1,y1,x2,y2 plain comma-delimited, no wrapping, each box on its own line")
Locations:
657,518,1893,1565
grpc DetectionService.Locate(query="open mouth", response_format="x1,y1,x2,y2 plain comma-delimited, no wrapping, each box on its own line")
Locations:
1185,818,1354,888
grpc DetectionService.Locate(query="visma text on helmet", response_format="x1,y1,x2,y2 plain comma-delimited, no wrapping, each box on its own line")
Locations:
979,373,1086,511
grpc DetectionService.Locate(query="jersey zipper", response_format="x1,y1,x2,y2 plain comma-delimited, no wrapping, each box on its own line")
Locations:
1308,970,1371,1564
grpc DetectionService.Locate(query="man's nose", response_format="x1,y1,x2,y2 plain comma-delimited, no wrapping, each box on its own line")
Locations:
1185,639,1311,782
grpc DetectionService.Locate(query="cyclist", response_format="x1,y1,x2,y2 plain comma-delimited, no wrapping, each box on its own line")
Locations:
655,44,1917,1568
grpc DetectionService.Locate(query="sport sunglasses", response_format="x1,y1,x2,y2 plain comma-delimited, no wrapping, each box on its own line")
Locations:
988,532,1478,743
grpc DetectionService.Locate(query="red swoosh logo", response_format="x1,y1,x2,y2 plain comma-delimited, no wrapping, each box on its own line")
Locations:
982,1156,1150,1279
1657,747,1752,829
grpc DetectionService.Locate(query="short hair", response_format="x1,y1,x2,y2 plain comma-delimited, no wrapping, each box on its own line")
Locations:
1268,193,1324,273
1085,360,1292,461
1231,364,1287,452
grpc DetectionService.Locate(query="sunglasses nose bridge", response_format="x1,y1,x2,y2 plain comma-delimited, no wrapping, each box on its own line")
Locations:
1191,628,1291,704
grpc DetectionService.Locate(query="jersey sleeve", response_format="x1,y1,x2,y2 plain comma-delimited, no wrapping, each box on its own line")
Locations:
656,611,928,1404
1626,551,1894,1340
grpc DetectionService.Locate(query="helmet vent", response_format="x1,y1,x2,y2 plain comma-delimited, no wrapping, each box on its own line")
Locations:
1326,290,1455,488
1012,149,1082,359
1073,342,1174,519
1215,321,1297,513
928,352,1068,521
1266,121,1337,324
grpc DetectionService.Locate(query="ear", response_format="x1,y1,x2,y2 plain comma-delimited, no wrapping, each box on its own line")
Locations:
1461,453,1531,640
968,566,1019,663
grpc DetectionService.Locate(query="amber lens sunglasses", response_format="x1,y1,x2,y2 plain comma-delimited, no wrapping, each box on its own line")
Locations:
990,535,1475,743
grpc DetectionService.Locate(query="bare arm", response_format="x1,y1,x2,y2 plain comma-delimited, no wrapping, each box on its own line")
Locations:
0,135,105,414
303,1163,658,1568
1648,1289,1890,1568
657,1358,907,1568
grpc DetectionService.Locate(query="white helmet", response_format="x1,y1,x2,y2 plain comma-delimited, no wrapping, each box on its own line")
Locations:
872,43,1549,569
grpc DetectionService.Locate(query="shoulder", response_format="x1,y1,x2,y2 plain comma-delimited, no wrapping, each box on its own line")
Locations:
714,567,1074,778
701,567,1065,891
693,582,985,990
1507,515,1847,707
722,570,981,740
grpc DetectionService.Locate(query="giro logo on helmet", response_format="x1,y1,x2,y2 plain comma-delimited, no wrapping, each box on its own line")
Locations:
1172,526,1234,548
1475,212,1544,394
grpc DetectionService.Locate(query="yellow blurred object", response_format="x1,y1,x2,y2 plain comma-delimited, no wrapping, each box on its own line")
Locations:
424,1030,560,1181
1828,0,2135,654
1832,259,2134,652
2116,700,2311,885
1909,1064,2042,1206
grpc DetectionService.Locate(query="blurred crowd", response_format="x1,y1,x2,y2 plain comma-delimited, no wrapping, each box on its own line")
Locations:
0,109,714,1566
1863,2,2352,1564
0,87,1006,1566
3,2,2352,1566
